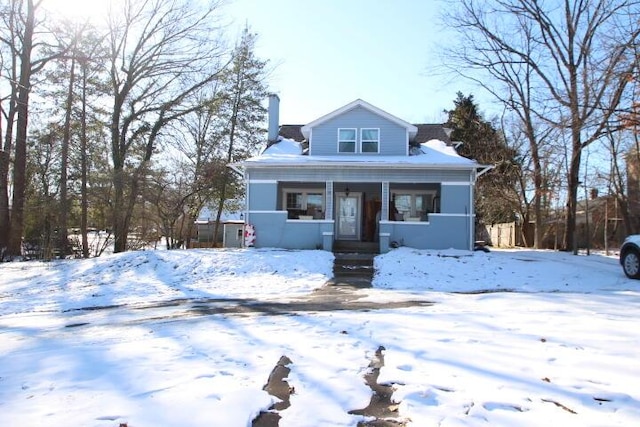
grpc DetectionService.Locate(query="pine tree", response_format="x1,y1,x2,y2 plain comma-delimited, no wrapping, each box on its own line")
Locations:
445,93,521,227
211,27,268,242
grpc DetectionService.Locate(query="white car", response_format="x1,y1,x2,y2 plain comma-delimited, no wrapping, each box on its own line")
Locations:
620,235,640,279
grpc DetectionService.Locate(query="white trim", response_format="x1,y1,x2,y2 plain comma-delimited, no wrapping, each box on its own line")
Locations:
244,177,250,235
382,220,429,225
301,99,417,139
476,165,494,179
244,162,478,170
337,128,357,153
248,179,278,184
249,210,286,214
468,180,473,250
228,163,244,176
336,192,362,240
431,213,475,217
405,130,410,156
441,181,472,186
360,128,380,153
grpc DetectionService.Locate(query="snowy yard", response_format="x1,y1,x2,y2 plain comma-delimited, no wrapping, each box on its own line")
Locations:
1,247,639,426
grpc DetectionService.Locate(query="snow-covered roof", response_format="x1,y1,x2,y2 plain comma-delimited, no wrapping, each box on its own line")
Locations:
197,206,243,222
300,99,418,140
241,137,480,169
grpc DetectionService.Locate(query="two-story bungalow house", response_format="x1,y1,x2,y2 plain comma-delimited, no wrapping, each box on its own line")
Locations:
230,95,491,253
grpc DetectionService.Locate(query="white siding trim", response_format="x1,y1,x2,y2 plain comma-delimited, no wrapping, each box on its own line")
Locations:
382,182,390,221
249,210,286,214
326,181,334,220
441,181,471,186
249,180,278,184
430,213,476,217
405,130,409,156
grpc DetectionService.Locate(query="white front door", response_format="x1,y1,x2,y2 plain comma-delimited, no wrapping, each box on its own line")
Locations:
337,192,361,240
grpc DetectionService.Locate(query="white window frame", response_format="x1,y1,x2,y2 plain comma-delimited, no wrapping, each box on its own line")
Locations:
282,188,326,219
391,189,438,221
337,128,357,153
360,128,380,153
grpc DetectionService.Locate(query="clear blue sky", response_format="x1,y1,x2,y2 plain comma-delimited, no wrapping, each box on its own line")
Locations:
222,0,489,125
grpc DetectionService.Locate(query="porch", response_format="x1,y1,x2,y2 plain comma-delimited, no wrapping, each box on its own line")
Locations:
246,178,474,252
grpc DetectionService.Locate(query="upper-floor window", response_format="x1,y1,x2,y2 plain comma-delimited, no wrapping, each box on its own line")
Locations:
361,128,379,153
338,128,356,153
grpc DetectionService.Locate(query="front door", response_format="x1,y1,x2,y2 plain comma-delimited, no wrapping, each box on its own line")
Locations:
337,192,361,240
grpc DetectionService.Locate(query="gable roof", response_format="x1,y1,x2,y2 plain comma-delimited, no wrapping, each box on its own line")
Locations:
279,123,451,145
300,99,418,140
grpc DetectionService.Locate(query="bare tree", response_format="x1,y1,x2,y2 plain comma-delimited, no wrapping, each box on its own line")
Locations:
443,0,640,252
106,0,225,252
171,90,228,248
501,115,560,247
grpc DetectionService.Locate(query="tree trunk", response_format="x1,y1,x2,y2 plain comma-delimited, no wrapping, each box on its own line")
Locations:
7,0,36,257
80,62,89,258
59,54,76,256
111,88,127,252
112,167,127,252
0,147,11,253
564,146,581,253
0,95,17,252
0,8,19,253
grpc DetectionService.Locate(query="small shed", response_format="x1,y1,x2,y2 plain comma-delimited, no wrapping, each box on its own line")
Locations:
223,221,245,248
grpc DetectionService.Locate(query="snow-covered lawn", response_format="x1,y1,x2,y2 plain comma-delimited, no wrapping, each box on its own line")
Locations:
1,247,639,426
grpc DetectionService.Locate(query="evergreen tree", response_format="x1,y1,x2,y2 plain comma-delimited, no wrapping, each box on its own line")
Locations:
445,93,521,228
211,27,269,242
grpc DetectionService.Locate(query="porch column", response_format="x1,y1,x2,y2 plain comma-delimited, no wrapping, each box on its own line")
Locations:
381,181,390,220
325,181,333,220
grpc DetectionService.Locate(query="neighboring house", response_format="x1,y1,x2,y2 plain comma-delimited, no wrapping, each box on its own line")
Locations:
230,95,491,253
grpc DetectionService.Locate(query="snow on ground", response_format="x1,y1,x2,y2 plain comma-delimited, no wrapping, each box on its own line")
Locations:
1,247,639,426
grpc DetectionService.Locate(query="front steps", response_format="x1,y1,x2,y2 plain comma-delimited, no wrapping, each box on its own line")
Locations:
331,241,378,288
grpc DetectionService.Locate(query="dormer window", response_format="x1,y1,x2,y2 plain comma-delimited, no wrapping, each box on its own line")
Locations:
338,128,356,153
361,128,379,153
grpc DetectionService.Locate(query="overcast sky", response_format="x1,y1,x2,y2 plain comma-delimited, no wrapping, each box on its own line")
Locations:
223,0,493,125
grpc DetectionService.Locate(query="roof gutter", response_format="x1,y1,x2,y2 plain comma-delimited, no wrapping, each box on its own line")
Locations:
238,161,481,171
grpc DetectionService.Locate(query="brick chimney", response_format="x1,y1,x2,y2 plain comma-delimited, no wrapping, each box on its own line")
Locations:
268,94,280,143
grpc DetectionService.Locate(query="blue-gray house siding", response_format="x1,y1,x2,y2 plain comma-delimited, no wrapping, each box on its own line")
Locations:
308,106,408,156
233,97,489,253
